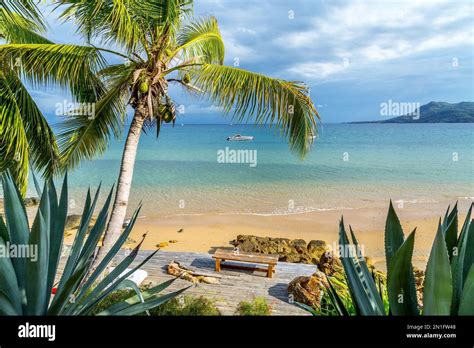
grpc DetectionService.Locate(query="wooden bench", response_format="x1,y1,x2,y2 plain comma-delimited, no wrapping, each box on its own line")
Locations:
212,248,279,278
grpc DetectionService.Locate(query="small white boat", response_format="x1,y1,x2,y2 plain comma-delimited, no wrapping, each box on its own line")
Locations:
227,134,254,141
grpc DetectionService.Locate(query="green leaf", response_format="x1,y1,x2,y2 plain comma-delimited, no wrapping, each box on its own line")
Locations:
338,218,385,315
0,215,9,243
96,277,178,316
78,205,142,293
109,287,190,316
1,173,29,296
294,302,318,316
57,185,100,288
326,276,350,316
458,265,474,315
0,237,22,314
349,226,386,313
387,229,419,315
461,218,474,286
25,208,49,315
0,44,106,99
47,261,90,315
423,221,453,315
46,175,68,296
74,185,114,270
75,247,158,315
442,203,458,261
31,171,42,197
115,279,150,315
450,203,472,313
384,200,405,270
173,16,225,64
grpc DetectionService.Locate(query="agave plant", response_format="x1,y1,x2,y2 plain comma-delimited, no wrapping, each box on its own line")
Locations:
312,201,473,316
0,1,320,270
0,172,187,315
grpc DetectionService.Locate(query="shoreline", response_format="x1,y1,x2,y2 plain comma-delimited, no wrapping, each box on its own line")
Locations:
63,199,471,272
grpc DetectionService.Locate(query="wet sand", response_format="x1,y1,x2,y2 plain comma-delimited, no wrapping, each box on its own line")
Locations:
66,200,471,272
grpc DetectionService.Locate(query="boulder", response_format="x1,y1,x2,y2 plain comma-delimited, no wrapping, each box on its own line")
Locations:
318,251,343,276
288,271,329,310
291,239,307,254
230,234,328,265
308,240,327,260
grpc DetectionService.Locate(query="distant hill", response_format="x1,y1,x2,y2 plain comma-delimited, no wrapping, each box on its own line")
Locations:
351,102,474,123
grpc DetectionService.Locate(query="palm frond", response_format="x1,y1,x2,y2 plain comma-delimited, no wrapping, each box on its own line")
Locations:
0,70,29,194
55,0,178,53
188,64,320,157
2,67,59,177
0,44,106,101
57,63,134,170
171,16,224,65
0,8,51,44
0,0,46,31
155,0,193,40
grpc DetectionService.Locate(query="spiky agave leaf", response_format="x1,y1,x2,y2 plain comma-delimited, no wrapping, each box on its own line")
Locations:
385,200,405,269
0,172,187,315
423,221,453,315
451,204,473,313
384,202,419,315
441,203,458,261
325,275,350,316
458,265,474,315
386,229,419,315
338,218,385,315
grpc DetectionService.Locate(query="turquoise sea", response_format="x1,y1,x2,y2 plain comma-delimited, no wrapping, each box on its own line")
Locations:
50,123,473,217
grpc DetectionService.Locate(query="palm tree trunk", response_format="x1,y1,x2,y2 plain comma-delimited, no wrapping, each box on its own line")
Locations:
92,104,146,268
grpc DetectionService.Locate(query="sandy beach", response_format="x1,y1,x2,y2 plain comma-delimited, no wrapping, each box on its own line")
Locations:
63,200,471,272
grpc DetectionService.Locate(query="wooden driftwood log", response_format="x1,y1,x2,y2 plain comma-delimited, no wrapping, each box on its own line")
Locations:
167,261,220,284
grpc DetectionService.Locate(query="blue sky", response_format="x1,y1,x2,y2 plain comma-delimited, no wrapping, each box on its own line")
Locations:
33,0,473,124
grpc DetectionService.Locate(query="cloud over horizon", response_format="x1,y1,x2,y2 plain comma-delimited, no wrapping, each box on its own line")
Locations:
31,0,474,123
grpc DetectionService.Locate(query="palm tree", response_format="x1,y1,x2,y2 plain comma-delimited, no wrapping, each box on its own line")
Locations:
0,0,59,194
0,0,320,266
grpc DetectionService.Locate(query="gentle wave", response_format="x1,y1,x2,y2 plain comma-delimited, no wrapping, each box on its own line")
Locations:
227,207,354,216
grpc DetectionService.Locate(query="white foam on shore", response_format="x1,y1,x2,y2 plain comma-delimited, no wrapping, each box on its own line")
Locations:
219,206,355,217
392,198,439,204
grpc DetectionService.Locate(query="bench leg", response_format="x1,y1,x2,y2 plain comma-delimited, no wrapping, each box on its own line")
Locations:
267,265,274,278
215,259,221,272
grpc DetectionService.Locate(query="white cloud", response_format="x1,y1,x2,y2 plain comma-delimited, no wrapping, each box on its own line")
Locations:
279,0,473,80
220,29,256,62
287,62,348,79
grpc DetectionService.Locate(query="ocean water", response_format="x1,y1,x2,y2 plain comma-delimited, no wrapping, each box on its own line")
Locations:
55,123,473,217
